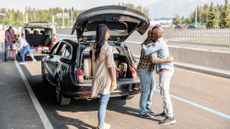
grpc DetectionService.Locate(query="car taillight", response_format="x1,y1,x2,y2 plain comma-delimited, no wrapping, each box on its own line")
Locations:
130,67,137,78
52,34,57,43
77,69,84,82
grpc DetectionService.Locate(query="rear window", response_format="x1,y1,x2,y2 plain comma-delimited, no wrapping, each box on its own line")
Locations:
24,27,52,35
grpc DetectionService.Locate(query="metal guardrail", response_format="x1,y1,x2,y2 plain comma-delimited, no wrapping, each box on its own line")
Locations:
164,28,230,52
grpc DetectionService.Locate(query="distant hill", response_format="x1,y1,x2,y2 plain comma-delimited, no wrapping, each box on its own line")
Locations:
145,0,224,19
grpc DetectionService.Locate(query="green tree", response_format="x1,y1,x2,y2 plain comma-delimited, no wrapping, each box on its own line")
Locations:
206,2,220,28
220,0,230,28
118,3,149,18
173,15,182,25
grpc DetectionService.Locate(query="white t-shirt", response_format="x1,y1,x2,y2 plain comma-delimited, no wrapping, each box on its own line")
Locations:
17,38,29,50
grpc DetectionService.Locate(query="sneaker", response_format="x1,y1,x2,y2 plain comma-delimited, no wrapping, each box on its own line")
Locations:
97,123,111,129
159,117,176,125
146,108,157,116
139,113,153,119
19,62,25,65
154,112,166,117
33,59,37,62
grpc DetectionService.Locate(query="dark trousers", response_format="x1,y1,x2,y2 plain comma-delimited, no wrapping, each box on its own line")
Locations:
4,43,12,61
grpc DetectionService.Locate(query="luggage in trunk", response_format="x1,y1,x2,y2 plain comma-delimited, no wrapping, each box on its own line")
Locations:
81,48,132,80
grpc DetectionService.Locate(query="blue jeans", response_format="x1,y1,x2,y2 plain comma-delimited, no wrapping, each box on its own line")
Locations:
21,45,35,62
138,70,156,115
98,94,110,125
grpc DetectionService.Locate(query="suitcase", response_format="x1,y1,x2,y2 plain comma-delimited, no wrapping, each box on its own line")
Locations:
8,49,17,59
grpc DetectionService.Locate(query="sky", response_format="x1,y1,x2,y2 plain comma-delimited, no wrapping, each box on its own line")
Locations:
0,0,225,18
0,0,158,10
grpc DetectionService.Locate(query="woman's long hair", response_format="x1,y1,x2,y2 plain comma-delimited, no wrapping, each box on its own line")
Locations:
95,24,109,61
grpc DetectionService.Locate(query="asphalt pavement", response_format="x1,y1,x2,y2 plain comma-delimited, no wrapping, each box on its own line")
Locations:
0,57,229,129
0,61,45,129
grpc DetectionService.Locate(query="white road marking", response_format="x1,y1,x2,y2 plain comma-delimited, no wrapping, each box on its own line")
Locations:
15,60,54,129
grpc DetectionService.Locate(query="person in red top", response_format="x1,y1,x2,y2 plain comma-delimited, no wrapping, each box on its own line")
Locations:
4,26,15,62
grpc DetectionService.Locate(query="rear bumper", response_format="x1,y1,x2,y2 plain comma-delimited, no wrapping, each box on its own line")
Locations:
62,79,141,99
63,88,141,100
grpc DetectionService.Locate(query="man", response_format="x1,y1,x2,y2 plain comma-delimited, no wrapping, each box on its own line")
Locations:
142,25,176,125
137,29,174,118
4,26,15,62
15,33,36,64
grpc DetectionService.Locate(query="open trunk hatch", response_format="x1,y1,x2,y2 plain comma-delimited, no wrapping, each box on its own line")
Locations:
71,5,150,41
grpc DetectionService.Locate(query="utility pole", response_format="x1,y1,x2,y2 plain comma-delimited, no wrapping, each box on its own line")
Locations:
62,9,64,28
60,0,65,28
195,0,198,28
141,0,144,13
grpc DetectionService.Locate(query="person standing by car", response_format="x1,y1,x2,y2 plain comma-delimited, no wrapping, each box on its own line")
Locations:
4,26,15,62
138,29,174,118
137,29,157,118
14,33,36,64
142,25,176,125
91,24,116,129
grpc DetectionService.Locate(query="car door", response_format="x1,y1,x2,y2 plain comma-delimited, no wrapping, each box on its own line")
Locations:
43,42,59,82
58,42,73,79
46,42,65,83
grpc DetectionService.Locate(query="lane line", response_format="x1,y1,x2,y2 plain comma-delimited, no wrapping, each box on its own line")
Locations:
134,54,230,120
15,60,54,129
154,89,230,120
170,92,230,120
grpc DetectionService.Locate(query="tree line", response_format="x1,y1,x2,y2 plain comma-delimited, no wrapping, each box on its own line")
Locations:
0,7,81,27
0,3,149,27
173,0,230,28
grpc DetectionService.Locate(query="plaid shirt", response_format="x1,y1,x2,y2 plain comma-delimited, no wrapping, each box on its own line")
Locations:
137,49,155,72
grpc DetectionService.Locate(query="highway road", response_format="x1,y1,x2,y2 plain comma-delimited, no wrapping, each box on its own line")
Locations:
0,34,229,129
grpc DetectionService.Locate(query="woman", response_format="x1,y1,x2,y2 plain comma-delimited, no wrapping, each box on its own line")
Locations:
91,24,116,129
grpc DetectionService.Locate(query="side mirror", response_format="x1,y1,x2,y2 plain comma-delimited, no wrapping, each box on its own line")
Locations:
41,50,50,54
60,58,72,64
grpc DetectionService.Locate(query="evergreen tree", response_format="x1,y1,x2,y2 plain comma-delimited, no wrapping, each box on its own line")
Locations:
206,2,220,28
220,0,230,28
173,15,182,25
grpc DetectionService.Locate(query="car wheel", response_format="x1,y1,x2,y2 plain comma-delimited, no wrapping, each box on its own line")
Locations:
56,78,71,105
121,95,135,100
41,63,47,82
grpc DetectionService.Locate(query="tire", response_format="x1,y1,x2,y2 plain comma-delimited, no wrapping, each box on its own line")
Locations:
41,63,47,82
56,78,71,105
121,95,135,100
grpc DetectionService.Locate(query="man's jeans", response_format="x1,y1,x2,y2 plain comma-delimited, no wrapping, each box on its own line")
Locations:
159,70,174,118
138,70,156,115
98,94,110,125
21,45,35,62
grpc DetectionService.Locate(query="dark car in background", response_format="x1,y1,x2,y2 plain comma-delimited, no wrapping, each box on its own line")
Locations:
41,5,149,105
22,22,57,54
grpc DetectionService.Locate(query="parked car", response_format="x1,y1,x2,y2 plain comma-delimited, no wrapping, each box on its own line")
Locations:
186,24,206,30
21,22,57,54
41,5,150,105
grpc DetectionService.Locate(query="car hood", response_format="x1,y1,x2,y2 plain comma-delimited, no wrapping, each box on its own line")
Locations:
71,5,150,41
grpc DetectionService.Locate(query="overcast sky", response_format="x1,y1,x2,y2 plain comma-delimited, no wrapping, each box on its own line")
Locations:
0,0,158,10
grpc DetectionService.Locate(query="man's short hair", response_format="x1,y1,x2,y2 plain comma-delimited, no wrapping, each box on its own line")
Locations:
152,25,164,32
151,25,164,38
